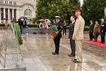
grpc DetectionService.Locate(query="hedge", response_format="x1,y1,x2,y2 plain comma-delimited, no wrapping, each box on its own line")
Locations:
12,22,23,45
27,24,39,28
0,24,5,26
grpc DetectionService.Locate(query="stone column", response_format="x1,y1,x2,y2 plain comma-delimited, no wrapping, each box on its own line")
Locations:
4,8,6,23
8,8,10,23
17,8,20,20
12,9,14,20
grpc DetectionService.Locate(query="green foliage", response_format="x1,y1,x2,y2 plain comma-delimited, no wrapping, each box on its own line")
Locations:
36,0,80,23
0,24,5,26
12,22,23,45
84,27,89,31
27,24,39,28
32,18,37,24
82,0,106,26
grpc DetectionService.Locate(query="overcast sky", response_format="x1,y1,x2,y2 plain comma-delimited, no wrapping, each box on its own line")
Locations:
80,0,84,6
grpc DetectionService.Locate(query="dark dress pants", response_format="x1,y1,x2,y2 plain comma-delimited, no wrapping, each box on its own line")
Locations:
54,36,61,53
70,39,75,56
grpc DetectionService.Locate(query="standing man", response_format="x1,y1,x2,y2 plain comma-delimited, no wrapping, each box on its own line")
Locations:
18,18,24,34
89,20,94,41
68,16,76,57
52,16,63,55
63,20,67,35
72,10,85,63
100,18,106,43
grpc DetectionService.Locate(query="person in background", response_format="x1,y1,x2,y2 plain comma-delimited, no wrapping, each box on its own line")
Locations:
72,10,85,63
100,18,106,43
68,16,76,57
18,18,24,34
5,19,9,29
39,19,44,29
23,19,27,28
89,20,94,41
93,21,100,42
63,20,67,35
44,19,51,33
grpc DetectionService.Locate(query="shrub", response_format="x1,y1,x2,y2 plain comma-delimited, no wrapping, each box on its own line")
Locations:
27,24,39,28
0,24,5,26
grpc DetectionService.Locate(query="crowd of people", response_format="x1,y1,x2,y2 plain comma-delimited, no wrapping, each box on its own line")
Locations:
89,19,106,43
38,10,106,63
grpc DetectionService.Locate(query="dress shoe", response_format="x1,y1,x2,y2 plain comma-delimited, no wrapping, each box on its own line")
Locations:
68,54,75,57
52,52,59,55
73,59,81,63
100,42,104,43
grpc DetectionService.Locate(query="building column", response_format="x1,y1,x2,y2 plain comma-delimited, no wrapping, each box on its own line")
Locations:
12,9,14,20
8,8,10,23
17,8,20,20
3,8,6,23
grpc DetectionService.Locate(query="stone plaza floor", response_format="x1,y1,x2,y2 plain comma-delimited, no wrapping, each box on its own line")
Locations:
20,32,106,71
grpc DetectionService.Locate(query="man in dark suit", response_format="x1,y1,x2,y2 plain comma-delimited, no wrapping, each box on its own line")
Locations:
52,16,63,55
89,20,94,40
68,16,76,57
100,18,106,43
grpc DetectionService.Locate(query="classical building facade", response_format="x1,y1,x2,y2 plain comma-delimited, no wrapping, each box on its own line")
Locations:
0,0,36,23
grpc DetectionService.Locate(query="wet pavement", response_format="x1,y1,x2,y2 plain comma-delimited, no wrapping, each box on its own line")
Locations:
0,29,24,70
21,32,106,71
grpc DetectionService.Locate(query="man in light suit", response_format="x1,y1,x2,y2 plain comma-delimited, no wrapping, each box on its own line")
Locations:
72,10,85,63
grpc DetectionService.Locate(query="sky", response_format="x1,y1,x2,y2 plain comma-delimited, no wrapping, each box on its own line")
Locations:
80,0,84,6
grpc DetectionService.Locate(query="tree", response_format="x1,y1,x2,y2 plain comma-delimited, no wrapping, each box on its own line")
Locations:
82,0,106,26
35,0,80,23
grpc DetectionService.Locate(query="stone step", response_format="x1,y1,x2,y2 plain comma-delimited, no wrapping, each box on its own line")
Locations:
0,68,26,71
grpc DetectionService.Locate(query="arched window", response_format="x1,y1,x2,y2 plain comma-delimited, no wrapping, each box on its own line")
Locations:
24,9,32,16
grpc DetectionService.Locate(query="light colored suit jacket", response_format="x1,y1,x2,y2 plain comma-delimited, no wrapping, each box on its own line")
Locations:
73,16,85,40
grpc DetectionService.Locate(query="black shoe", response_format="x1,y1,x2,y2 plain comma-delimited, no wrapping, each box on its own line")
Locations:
52,52,59,55
73,59,80,63
100,42,104,43
68,54,75,57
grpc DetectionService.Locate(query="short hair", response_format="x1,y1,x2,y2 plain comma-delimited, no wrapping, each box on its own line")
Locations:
71,16,76,19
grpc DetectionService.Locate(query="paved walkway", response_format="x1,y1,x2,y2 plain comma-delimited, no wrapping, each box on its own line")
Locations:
21,33,106,71
0,29,24,70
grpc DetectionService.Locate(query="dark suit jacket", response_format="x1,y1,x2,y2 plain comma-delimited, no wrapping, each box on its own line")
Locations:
18,19,23,26
69,21,75,39
89,23,94,32
54,22,63,38
104,22,106,32
100,22,106,33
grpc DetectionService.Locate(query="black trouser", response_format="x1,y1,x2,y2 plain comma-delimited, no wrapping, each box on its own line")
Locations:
89,31,94,40
100,32,105,43
20,26,23,34
63,27,66,35
54,36,61,53
94,32,99,41
70,39,75,55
